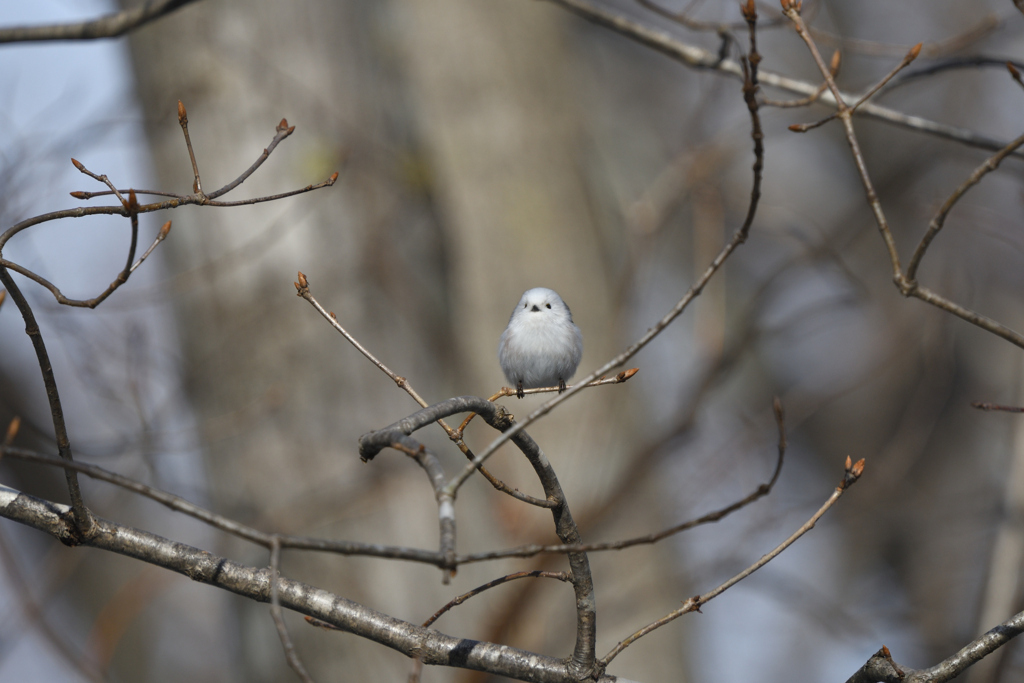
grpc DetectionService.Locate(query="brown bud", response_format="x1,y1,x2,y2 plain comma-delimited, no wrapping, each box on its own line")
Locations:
788,123,806,132
278,118,289,131
829,50,841,75
4,416,20,446
851,458,865,477
70,191,88,199
616,368,639,382
177,100,187,124
297,271,308,288
128,188,138,211
329,171,339,184
1008,62,1022,80
158,220,173,239
845,454,852,471
0,290,5,309
71,158,84,171
906,43,922,61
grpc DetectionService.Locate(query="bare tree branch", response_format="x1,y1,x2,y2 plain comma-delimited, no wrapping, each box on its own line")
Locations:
0,0,200,44
0,484,620,683
845,609,1024,682
456,396,785,564
598,456,866,671
782,2,1024,350
543,0,1024,157
359,395,599,678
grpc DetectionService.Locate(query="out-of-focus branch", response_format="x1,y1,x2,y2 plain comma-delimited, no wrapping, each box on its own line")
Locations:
599,456,866,671
845,609,1024,683
0,484,618,683
0,0,200,44
0,526,104,683
906,129,1024,280
783,2,1024,351
542,0,1024,157
269,538,315,683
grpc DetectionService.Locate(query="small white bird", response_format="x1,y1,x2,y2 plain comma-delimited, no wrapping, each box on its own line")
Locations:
498,287,583,398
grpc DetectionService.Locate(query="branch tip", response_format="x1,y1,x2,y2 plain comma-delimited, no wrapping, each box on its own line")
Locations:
616,367,639,382
128,188,138,211
328,171,339,184
177,100,187,124
71,158,84,171
907,42,922,61
69,191,88,199
278,118,289,132
158,220,172,239
297,271,308,288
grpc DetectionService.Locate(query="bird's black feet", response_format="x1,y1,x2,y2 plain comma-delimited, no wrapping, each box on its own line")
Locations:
516,381,525,399
558,378,566,393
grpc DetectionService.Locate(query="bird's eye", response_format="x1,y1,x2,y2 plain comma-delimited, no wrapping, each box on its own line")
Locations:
546,303,551,309
523,304,528,309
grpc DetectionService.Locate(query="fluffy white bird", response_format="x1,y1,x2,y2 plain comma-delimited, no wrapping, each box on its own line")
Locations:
498,287,583,398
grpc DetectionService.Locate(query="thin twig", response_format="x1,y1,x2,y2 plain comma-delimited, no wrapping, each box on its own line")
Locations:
783,2,1024,350
789,43,920,133
971,402,1024,413
905,130,1024,280
71,158,128,207
761,49,838,108
1008,62,1024,92
456,396,786,564
0,0,199,43
0,270,94,534
598,456,866,670
206,118,295,199
421,570,571,629
269,537,315,683
177,101,202,195
454,369,639,437
129,221,173,274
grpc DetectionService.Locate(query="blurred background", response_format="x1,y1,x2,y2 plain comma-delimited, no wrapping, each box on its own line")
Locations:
1,0,1023,681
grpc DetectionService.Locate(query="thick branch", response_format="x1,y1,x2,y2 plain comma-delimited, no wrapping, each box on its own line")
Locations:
0,485,618,683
